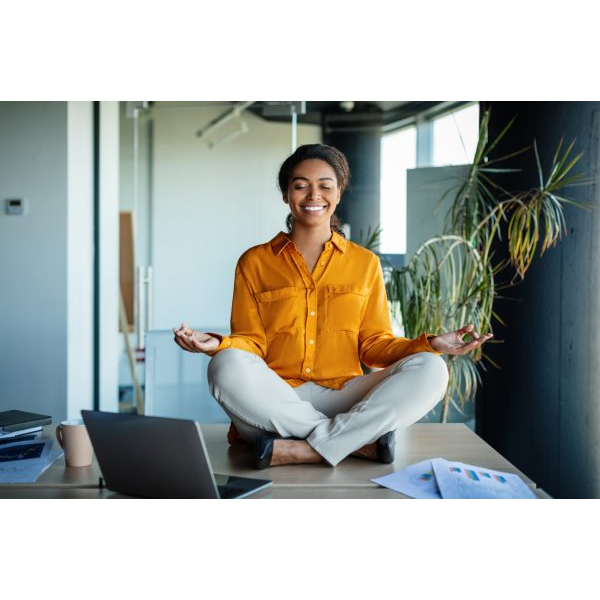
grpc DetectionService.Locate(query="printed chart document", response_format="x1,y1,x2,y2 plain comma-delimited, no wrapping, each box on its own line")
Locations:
371,459,442,499
0,439,63,483
431,458,537,499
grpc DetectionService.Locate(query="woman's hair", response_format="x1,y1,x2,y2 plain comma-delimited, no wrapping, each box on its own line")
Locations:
278,143,350,237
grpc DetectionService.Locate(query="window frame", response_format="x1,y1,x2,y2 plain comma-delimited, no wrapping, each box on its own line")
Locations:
383,101,478,168
378,101,478,258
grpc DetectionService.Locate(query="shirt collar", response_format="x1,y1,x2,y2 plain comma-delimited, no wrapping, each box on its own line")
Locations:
330,230,348,253
270,232,292,256
270,230,347,256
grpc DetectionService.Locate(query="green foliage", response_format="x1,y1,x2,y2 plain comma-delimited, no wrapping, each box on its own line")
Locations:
506,140,591,279
358,224,383,252
384,109,589,422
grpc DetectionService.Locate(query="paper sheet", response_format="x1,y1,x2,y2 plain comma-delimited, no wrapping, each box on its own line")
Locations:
0,426,43,440
0,439,63,483
431,458,537,499
371,459,442,499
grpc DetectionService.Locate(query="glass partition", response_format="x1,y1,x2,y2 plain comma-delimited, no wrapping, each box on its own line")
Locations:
144,329,230,423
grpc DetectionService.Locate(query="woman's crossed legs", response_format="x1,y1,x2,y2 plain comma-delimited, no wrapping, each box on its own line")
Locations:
207,349,448,466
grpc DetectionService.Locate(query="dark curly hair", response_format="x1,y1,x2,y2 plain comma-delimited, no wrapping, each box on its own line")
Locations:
278,144,350,237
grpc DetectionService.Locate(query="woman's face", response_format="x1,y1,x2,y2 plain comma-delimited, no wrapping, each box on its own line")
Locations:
284,159,341,231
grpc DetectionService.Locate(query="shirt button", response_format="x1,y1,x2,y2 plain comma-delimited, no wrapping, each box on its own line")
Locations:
226,341,231,346
320,261,325,266
305,368,311,373
309,340,314,345
310,311,315,316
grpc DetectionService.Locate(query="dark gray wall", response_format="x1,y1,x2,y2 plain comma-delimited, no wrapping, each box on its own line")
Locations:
324,128,381,245
477,101,600,498
0,102,69,421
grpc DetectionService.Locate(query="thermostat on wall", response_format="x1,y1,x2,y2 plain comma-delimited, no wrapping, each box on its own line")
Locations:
5,198,26,215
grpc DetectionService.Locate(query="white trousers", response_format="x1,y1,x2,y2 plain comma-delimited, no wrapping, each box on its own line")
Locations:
207,348,449,466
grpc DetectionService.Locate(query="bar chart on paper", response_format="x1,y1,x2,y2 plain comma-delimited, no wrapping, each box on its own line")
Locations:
434,459,536,499
371,459,442,499
450,466,507,483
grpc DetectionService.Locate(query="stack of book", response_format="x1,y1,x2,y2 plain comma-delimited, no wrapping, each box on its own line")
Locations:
0,410,52,441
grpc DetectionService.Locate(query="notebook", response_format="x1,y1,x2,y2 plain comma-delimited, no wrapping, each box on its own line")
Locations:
0,410,52,432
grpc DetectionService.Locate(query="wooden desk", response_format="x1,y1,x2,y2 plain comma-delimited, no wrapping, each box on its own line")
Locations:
0,424,551,499
0,486,553,499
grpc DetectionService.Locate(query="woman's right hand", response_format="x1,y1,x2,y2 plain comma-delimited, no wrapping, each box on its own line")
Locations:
173,322,220,354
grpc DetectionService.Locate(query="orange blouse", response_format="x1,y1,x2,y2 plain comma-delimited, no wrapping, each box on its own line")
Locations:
209,231,437,390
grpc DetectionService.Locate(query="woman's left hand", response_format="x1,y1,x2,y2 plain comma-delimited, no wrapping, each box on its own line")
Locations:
428,324,493,356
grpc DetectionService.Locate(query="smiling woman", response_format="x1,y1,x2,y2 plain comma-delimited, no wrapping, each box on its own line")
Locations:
281,145,348,242
173,143,491,470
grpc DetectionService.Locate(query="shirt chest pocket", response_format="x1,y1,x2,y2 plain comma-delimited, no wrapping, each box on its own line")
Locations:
326,284,369,333
255,286,300,335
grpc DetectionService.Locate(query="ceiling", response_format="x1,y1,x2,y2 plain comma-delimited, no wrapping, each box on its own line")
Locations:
147,101,467,137
149,101,464,130
249,101,446,129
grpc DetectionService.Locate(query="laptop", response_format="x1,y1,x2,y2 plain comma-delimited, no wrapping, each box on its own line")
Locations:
81,410,272,499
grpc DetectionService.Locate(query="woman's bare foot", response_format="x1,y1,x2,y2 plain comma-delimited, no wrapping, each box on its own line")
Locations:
351,442,379,460
270,439,324,466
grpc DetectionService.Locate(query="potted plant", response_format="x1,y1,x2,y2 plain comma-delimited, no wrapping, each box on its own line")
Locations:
383,109,590,423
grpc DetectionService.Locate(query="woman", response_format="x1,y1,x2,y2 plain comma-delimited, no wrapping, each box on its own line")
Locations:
174,144,492,469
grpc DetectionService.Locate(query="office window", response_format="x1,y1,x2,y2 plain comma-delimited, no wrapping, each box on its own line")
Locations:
432,103,479,166
380,125,416,254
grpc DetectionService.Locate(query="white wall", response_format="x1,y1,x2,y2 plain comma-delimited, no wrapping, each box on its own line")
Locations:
67,101,94,420
0,101,119,422
150,104,321,330
99,101,120,412
0,102,69,421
